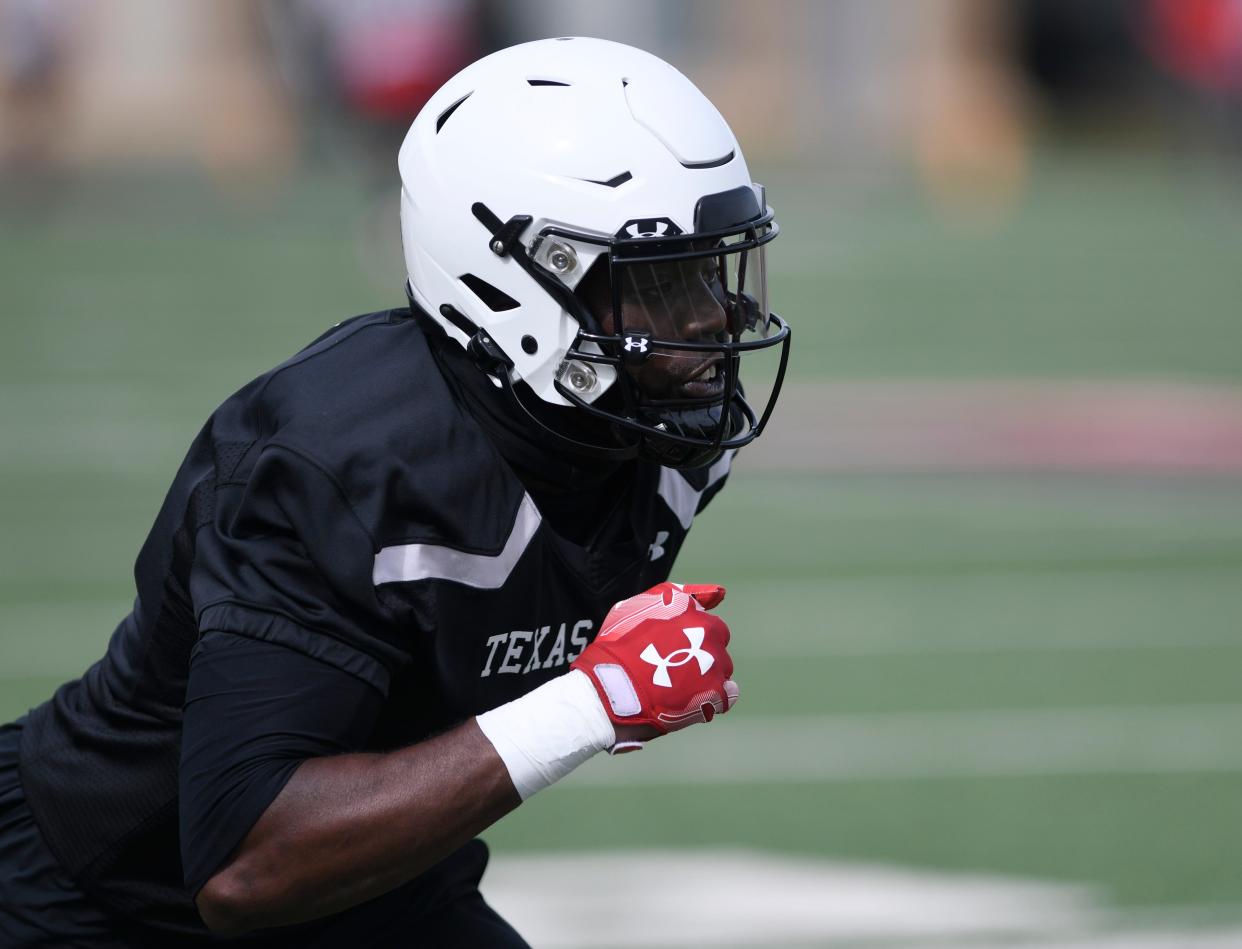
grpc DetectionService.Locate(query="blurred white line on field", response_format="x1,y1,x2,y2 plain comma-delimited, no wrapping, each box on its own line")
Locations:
745,628,1242,657
483,850,1242,948
745,380,1242,473
483,850,1097,948
565,704,1242,786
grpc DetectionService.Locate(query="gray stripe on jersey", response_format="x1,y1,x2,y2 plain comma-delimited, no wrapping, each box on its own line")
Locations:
372,493,542,588
656,450,734,530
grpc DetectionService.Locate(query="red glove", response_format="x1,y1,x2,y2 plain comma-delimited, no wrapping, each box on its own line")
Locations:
572,582,739,748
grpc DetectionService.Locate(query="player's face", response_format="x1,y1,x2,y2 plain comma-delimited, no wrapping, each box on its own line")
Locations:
579,254,731,401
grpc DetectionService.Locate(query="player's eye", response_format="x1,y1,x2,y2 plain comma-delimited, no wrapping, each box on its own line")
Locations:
637,280,676,303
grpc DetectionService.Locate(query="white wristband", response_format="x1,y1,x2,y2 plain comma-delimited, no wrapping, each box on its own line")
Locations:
475,669,616,800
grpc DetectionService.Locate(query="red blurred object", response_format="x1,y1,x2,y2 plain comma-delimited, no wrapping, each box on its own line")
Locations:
1144,0,1242,93
336,9,477,123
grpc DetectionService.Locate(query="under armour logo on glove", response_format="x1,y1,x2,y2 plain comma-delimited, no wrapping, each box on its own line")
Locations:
641,626,714,687
571,582,738,750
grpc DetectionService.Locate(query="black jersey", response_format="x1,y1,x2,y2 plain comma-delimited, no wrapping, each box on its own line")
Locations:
15,307,732,935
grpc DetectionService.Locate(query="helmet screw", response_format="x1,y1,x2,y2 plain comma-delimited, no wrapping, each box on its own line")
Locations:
558,359,598,393
547,242,577,274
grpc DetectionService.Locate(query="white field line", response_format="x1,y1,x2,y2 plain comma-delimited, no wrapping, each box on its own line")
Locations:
987,932,1242,949
743,379,1242,473
565,704,1242,787
743,629,1242,658
482,850,1242,948
482,850,1100,948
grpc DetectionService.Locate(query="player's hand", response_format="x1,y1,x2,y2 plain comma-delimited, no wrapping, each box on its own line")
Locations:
571,582,738,752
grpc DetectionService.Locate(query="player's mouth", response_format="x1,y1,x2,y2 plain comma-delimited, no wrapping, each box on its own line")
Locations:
675,359,726,400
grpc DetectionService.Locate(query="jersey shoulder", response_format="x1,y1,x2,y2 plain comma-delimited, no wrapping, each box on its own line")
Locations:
655,449,735,530
210,308,523,556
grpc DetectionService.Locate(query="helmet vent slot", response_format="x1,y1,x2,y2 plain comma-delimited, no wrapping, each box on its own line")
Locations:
680,151,734,170
527,79,570,87
583,171,633,189
459,273,520,312
435,92,472,133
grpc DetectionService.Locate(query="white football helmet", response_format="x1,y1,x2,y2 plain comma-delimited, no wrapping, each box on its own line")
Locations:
398,37,790,468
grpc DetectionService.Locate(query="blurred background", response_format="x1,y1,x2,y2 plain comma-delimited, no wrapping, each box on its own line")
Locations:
2,1,1242,946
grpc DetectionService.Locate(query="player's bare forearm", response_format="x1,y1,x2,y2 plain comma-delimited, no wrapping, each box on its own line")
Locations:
194,719,519,936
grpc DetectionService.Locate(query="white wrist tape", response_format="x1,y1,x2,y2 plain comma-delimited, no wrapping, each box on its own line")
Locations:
475,669,616,800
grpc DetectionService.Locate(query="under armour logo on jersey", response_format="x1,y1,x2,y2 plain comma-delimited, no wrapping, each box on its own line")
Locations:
648,530,669,561
640,626,714,688
623,336,649,354
617,217,684,240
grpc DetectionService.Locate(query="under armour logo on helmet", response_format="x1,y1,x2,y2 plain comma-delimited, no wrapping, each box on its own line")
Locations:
640,626,714,688
618,217,684,240
623,336,649,354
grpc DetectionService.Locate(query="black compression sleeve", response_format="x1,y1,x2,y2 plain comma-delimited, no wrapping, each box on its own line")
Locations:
179,630,382,895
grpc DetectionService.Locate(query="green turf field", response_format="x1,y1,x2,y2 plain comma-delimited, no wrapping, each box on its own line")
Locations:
2,149,1241,931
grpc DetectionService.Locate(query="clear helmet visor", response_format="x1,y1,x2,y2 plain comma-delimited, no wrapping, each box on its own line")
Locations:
604,234,780,424
612,232,772,344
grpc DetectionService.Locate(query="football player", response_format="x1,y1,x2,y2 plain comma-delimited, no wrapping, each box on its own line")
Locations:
0,38,790,946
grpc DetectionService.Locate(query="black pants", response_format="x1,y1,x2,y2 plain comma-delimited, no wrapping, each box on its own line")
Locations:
0,721,530,948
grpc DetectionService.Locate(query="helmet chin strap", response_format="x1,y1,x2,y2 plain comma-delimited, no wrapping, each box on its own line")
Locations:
498,371,641,464
406,293,640,465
